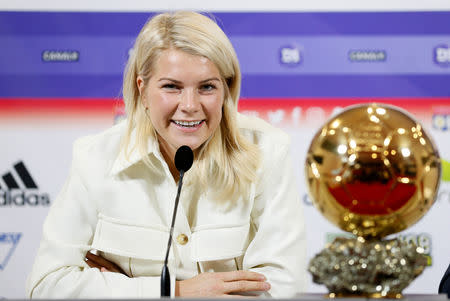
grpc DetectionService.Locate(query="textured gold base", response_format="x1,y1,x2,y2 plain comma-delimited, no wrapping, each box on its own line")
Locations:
309,237,427,299
328,292,403,299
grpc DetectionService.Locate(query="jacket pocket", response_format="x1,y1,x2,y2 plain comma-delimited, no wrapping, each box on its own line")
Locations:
191,223,250,272
91,214,169,277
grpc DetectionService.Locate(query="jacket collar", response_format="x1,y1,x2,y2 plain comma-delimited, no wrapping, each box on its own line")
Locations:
109,128,164,175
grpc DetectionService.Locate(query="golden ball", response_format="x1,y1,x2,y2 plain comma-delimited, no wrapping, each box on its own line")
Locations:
305,103,441,238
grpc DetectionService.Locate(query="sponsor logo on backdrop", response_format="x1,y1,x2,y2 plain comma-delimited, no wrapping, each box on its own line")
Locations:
279,45,302,66
0,233,21,270
398,233,433,266
42,50,79,62
239,105,343,128
303,193,313,206
442,160,450,182
324,232,433,266
432,114,450,131
348,50,386,62
0,161,50,206
434,44,450,67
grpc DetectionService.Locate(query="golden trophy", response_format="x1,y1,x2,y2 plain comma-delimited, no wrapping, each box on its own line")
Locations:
305,103,441,298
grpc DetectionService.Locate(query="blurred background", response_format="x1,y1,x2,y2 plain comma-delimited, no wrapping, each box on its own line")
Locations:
0,0,449,298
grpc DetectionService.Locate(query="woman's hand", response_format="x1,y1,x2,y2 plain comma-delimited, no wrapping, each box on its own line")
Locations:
85,251,128,276
85,252,270,297
176,271,271,297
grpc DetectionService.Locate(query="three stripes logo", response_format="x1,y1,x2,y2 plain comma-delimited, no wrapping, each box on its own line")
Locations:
0,161,50,206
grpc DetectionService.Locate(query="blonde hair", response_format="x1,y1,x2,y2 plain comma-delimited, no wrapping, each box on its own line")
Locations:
122,11,260,199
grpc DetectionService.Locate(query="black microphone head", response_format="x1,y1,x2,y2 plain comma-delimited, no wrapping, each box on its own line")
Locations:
174,145,193,173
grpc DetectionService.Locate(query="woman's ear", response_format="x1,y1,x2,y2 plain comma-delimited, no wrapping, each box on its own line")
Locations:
136,76,145,96
136,76,148,107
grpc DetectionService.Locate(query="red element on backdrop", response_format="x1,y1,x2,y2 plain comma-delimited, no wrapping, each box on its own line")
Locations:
0,97,449,126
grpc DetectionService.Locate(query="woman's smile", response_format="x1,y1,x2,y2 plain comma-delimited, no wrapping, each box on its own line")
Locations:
171,119,205,132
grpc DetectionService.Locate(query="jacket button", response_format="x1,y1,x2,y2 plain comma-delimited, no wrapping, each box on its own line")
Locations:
177,234,189,245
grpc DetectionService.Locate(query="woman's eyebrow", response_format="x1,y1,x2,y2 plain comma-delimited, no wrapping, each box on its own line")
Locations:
199,77,220,83
158,77,221,83
158,77,182,83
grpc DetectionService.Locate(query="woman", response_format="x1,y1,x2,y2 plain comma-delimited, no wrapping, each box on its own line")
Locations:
26,11,306,298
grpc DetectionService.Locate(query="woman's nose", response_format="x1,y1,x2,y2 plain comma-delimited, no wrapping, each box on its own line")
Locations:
179,89,200,112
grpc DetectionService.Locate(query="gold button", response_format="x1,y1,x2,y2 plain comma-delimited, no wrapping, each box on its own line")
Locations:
177,234,188,245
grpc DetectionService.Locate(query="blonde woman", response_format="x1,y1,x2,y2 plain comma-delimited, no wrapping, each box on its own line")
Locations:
26,11,306,298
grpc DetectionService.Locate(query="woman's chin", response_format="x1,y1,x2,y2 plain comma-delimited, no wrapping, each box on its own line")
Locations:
174,138,205,152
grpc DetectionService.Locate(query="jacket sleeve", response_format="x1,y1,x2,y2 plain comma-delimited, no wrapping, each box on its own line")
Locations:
25,139,169,298
242,133,307,298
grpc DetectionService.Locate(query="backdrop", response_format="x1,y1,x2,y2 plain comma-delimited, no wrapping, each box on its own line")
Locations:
0,3,449,298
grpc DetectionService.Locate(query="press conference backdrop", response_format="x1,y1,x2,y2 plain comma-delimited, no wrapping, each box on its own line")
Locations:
1,1,450,298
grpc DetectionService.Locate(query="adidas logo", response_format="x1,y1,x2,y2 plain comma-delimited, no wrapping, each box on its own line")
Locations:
0,233,21,270
0,161,50,206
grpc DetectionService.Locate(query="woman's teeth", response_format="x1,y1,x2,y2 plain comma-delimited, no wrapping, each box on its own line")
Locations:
174,120,202,127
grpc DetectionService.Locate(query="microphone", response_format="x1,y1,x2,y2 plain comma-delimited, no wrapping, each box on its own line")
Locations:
161,145,194,297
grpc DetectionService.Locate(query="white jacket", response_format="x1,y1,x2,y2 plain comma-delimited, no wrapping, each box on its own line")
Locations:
26,114,306,298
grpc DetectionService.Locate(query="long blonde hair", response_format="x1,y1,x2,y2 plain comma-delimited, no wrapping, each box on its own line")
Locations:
122,11,260,199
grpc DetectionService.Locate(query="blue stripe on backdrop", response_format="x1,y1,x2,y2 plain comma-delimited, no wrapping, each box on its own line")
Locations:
1,11,450,35
0,74,448,98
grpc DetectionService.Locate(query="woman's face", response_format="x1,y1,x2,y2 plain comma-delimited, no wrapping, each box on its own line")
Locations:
138,48,224,161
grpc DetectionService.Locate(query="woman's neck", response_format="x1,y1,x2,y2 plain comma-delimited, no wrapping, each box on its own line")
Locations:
159,143,179,183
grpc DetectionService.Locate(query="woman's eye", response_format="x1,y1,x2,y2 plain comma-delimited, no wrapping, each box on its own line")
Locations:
200,84,216,92
162,84,179,90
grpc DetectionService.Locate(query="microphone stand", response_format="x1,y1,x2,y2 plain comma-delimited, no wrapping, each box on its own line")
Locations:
161,169,185,297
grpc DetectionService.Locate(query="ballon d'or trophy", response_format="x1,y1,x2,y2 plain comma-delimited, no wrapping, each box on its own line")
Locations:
305,103,441,298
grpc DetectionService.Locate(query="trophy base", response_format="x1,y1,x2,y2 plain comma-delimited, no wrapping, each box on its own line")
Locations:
328,292,402,299
309,237,427,298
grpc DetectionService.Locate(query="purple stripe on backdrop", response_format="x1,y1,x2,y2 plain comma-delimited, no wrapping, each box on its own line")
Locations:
0,75,123,98
0,74,448,98
240,75,450,97
0,12,450,36
0,11,449,99
233,36,450,75
0,36,133,75
1,35,449,75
